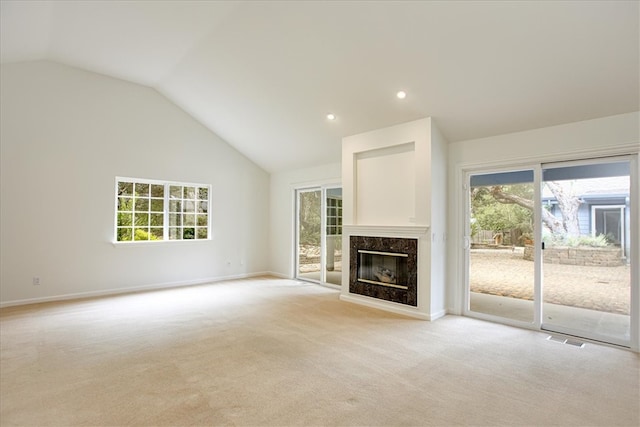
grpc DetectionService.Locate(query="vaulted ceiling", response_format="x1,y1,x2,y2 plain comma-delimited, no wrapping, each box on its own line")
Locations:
1,1,638,173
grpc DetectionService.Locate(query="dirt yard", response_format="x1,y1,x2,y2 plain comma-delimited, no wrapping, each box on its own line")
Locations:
470,248,631,315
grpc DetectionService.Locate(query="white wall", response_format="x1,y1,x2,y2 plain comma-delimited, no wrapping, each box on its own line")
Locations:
429,121,448,314
446,112,640,314
268,162,341,278
0,61,270,305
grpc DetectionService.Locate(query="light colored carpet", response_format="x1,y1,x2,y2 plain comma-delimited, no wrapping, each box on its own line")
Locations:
1,277,638,426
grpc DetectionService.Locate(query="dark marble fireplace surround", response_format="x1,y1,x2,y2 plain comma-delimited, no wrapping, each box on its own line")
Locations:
349,236,418,306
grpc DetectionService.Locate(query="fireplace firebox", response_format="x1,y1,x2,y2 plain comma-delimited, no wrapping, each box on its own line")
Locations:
349,236,417,306
357,250,408,289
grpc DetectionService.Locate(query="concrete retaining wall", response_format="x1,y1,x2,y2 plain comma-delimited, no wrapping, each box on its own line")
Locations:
523,245,623,266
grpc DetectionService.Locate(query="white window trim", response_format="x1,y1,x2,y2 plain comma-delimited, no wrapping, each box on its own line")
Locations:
113,176,211,244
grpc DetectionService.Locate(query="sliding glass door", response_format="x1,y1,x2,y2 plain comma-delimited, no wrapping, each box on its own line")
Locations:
296,186,342,286
466,169,536,324
541,158,632,346
465,156,636,348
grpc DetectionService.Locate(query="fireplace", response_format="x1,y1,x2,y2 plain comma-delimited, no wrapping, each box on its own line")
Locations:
349,236,418,306
340,118,446,320
357,250,408,289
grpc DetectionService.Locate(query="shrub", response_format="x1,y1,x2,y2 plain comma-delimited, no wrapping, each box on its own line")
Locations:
543,233,610,247
134,229,159,241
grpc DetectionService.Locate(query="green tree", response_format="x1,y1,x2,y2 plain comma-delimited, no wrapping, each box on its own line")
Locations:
471,184,533,238
299,191,321,246
489,182,581,236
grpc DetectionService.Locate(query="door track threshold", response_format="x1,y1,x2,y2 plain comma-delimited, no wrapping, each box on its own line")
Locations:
547,335,585,348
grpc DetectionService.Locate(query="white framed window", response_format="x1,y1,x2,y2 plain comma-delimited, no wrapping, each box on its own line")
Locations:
326,196,342,236
115,177,210,242
591,204,625,253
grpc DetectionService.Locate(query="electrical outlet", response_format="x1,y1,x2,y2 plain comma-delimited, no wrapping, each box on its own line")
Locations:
33,276,40,286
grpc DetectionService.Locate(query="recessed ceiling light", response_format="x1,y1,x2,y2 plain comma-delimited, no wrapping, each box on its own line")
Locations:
326,113,336,120
396,91,407,99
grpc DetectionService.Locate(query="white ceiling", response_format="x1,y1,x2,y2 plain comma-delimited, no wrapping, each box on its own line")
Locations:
1,1,638,173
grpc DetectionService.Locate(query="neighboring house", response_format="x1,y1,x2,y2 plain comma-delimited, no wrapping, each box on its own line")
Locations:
542,176,630,260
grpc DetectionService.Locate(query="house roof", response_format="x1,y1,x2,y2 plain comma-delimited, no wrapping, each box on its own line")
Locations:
542,176,630,200
1,1,638,173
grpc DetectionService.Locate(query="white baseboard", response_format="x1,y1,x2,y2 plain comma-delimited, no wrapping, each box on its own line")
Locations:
0,272,271,308
340,293,445,321
429,309,447,321
264,271,291,279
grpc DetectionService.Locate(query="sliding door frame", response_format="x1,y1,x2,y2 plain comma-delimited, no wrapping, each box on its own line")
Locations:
461,154,639,350
540,155,637,348
294,183,342,288
462,164,542,331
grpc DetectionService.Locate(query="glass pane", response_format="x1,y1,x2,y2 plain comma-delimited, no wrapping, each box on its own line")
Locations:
135,198,149,211
150,184,164,198
117,228,132,241
197,214,207,226
117,212,132,227
150,228,163,240
183,201,195,213
297,190,322,281
468,170,535,322
134,213,149,226
169,227,180,240
118,197,133,211
135,183,149,197
169,214,181,226
169,200,181,212
134,228,150,241
595,208,622,244
183,227,195,239
198,187,208,200
198,201,208,213
542,160,631,345
325,190,343,285
150,199,164,212
150,213,163,226
196,228,208,239
118,182,133,196
184,187,196,199
170,186,182,198
183,214,195,226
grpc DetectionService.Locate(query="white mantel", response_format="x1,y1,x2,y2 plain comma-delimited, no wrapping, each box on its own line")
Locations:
342,225,429,238
340,118,448,320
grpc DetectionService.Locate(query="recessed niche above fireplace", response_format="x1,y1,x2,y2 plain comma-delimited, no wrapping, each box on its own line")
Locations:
349,236,418,306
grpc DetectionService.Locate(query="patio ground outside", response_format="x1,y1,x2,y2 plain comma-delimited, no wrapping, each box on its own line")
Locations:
470,248,630,315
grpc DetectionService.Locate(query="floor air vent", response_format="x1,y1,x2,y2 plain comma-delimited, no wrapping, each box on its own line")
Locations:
546,335,585,348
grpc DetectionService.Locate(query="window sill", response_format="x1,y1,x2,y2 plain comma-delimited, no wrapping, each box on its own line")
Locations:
111,239,211,247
